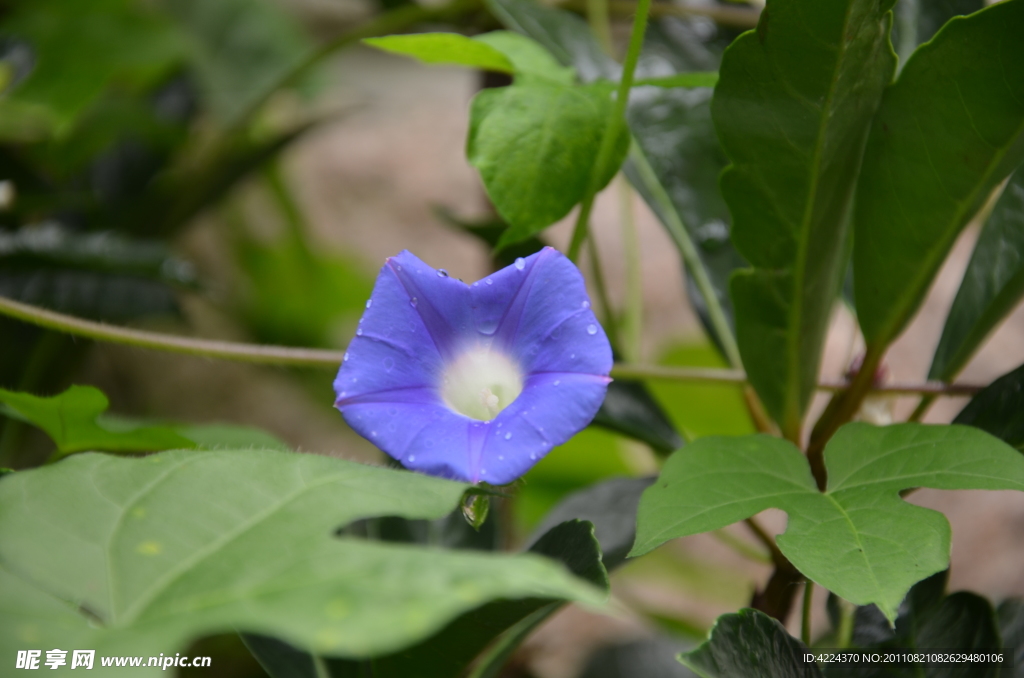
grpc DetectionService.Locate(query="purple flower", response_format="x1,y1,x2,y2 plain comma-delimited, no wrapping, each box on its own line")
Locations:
334,247,612,485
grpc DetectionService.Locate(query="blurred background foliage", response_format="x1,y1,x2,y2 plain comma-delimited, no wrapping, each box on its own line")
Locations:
1,0,1011,675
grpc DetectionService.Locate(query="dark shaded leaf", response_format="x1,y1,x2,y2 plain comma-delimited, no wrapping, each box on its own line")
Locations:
929,165,1024,381
853,0,1024,352
953,362,1024,450
714,0,897,434
243,633,320,678
997,599,1024,678
434,207,546,268
529,476,653,571
482,0,616,83
592,379,683,455
579,637,699,678
680,608,821,678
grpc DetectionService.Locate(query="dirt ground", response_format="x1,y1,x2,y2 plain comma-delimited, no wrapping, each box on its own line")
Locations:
85,46,1024,677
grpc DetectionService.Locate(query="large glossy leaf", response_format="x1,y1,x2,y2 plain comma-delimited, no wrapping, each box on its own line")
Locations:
0,450,603,676
467,81,629,247
2,0,184,131
680,608,820,678
630,423,1024,622
953,362,1024,450
160,0,312,125
929,164,1024,381
853,0,1024,351
713,0,897,435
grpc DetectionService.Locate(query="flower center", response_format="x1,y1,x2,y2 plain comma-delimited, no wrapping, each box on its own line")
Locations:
440,346,523,421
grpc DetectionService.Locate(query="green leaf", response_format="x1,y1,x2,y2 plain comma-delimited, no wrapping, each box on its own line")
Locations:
529,476,653,571
953,362,1024,451
634,72,718,89
327,519,607,678
474,31,576,84
997,599,1024,677
631,423,1024,622
592,380,684,455
853,0,1024,351
467,81,629,248
929,164,1024,381
160,0,313,125
482,0,616,83
713,0,897,435
891,0,984,65
0,385,194,457
0,450,604,671
2,0,185,132
363,33,516,74
680,608,820,678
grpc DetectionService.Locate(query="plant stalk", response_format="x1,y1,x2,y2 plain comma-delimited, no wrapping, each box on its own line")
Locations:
566,0,653,262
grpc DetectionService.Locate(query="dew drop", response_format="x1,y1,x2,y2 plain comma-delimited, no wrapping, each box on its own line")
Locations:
571,353,576,359
582,300,590,309
477,318,498,335
529,453,537,460
408,454,416,462
410,297,418,307
485,278,493,286
554,380,560,386
498,455,504,461
383,357,395,370
504,432,512,440
396,264,402,271
481,469,487,476
514,257,525,271
356,328,363,336
587,324,597,335
437,269,449,278
343,352,350,361
366,299,372,308
371,431,378,437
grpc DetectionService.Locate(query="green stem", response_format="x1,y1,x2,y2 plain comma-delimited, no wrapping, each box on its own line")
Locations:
0,295,988,396
908,394,936,423
587,234,620,351
836,598,856,649
566,0,653,263
802,580,814,646
627,143,743,369
620,178,643,362
586,0,613,55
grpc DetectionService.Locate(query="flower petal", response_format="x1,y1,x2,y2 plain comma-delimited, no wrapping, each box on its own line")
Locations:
481,371,612,485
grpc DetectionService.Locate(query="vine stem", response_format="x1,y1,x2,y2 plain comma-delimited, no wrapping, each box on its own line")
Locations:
566,0,653,263
801,580,814,646
0,295,986,396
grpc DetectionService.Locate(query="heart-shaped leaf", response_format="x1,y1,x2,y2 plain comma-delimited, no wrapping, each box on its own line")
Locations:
631,423,1024,622
0,450,603,676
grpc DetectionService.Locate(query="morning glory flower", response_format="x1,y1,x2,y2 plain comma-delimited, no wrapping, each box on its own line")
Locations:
334,247,612,485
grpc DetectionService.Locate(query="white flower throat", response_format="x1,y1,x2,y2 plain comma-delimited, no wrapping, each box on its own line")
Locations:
441,346,523,421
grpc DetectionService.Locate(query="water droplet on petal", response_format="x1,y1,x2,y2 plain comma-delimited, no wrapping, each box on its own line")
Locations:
587,324,597,335
437,269,449,278
410,297,418,307
582,300,590,309
554,380,560,386
408,454,416,462
498,455,504,461
366,299,372,308
476,318,498,335
371,431,377,437
514,257,525,270
485,278,493,286
571,353,576,359
396,264,402,271
530,453,537,460
356,328,363,336
383,357,395,370
343,352,350,361
504,432,512,440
